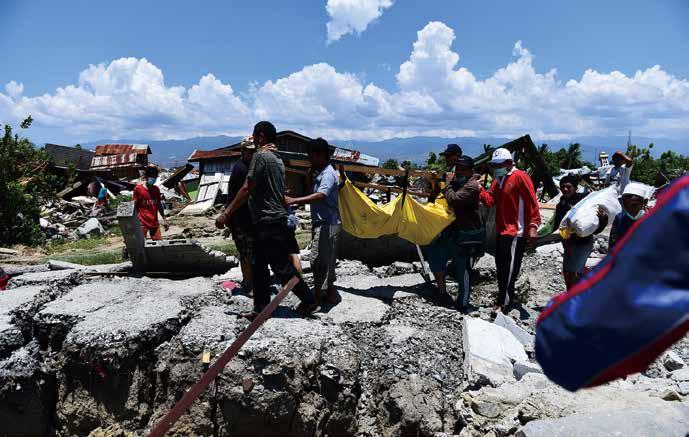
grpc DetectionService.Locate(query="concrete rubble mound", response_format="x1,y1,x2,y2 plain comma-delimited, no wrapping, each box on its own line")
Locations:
2,238,689,436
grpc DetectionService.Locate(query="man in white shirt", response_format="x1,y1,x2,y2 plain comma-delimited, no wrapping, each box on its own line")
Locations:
605,151,634,194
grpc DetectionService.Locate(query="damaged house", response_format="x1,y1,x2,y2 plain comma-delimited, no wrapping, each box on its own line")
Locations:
90,143,151,179
183,130,379,214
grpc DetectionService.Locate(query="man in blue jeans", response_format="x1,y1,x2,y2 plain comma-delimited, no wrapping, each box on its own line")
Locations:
427,150,484,311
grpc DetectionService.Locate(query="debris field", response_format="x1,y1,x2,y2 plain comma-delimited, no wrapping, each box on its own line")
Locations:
3,235,689,437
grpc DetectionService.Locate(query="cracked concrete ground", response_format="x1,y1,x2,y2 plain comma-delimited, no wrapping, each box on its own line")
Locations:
2,236,689,436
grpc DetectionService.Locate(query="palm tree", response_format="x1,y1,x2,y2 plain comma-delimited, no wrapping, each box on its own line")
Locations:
562,143,583,169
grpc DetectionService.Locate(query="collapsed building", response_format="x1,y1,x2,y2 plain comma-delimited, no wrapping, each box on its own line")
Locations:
90,143,152,180
183,130,379,215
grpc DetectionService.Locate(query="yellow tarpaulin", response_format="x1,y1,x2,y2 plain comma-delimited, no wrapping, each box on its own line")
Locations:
338,179,455,245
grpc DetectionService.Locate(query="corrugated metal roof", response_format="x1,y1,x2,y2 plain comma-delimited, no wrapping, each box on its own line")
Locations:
188,149,241,162
91,152,140,168
94,144,151,156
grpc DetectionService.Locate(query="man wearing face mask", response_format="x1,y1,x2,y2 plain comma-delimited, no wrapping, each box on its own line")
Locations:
480,148,541,311
609,182,648,249
426,144,484,311
133,165,169,240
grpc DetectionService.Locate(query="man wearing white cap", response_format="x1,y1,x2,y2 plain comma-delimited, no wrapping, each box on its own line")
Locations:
480,148,541,310
609,182,648,249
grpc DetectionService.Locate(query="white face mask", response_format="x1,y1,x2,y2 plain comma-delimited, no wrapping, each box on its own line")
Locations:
493,167,508,178
625,209,644,220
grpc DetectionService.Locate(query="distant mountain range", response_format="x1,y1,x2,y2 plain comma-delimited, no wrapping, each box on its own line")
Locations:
82,134,689,168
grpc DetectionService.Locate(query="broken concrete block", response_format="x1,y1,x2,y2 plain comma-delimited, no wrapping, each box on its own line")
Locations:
76,218,104,237
513,361,543,381
670,367,689,382
584,257,601,269
535,244,562,256
474,254,496,279
493,313,534,347
463,317,527,387
323,290,389,324
47,259,85,270
677,382,689,396
661,388,682,401
662,351,685,371
516,405,689,437
0,286,44,356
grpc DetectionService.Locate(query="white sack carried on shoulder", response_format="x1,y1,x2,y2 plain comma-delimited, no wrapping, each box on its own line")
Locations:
561,187,622,238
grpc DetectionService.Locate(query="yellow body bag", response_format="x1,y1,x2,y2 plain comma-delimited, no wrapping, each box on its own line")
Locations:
338,179,455,246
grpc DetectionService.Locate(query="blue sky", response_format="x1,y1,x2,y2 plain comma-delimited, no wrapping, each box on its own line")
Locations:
1,0,689,144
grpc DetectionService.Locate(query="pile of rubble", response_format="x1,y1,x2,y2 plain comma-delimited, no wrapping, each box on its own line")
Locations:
2,237,689,436
39,198,116,241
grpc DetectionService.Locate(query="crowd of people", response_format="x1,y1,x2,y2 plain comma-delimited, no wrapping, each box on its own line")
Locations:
124,120,648,319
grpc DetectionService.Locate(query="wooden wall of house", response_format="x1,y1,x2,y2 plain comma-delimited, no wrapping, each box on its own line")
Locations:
277,136,310,155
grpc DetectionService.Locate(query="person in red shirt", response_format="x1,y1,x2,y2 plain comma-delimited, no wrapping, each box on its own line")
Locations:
479,148,541,310
0,266,9,290
133,165,169,240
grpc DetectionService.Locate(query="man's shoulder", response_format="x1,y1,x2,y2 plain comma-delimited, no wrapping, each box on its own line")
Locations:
257,150,280,160
324,165,338,180
460,178,480,193
512,168,529,179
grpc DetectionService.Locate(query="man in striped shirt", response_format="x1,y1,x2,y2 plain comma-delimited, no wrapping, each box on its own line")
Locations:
480,148,541,311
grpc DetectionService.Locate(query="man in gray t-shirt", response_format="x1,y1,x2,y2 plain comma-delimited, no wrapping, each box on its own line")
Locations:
286,138,341,305
219,121,316,319
247,148,288,224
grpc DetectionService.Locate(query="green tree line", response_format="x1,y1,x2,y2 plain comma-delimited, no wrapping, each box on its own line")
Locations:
0,117,64,246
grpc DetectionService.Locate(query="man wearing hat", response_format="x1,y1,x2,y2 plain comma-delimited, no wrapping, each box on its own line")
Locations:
609,182,648,249
427,145,484,311
216,136,256,294
439,143,463,163
480,148,541,311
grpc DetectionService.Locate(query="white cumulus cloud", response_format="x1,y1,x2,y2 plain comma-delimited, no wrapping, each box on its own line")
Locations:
0,58,252,139
326,0,394,43
2,21,689,143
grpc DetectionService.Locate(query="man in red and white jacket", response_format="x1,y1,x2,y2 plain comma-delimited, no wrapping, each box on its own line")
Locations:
480,148,541,310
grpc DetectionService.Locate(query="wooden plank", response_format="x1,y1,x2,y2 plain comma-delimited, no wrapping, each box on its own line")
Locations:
352,181,431,198
286,159,438,179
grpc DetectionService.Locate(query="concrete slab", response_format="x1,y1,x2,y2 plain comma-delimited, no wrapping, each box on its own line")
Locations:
245,317,340,352
0,286,44,354
8,269,76,287
47,260,132,273
494,313,534,347
36,277,214,355
335,273,427,300
178,305,240,349
516,405,689,437
320,290,390,324
463,317,527,387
